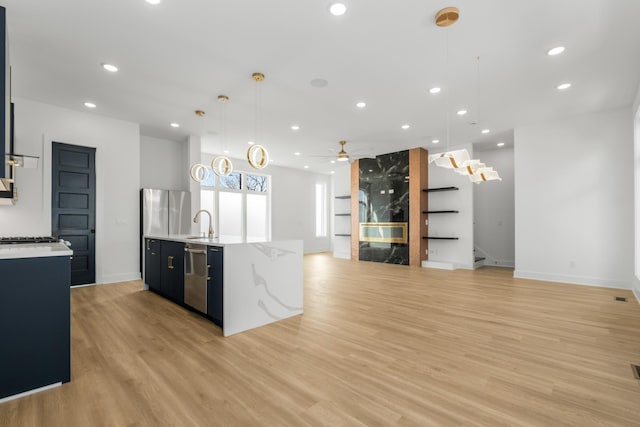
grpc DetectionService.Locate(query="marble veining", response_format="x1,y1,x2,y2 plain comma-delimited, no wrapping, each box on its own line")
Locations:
358,150,410,265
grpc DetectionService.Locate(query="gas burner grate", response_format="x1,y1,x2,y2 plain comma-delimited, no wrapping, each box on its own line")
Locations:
0,236,58,244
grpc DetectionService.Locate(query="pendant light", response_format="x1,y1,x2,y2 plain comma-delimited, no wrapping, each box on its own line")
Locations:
453,159,486,176
189,163,209,183
428,149,470,169
469,167,502,183
188,108,210,183
247,72,270,169
428,7,473,172
211,95,233,177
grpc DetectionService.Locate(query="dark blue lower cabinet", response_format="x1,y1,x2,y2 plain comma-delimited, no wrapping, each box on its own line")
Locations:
160,240,184,303
144,239,161,292
0,256,71,399
207,246,223,326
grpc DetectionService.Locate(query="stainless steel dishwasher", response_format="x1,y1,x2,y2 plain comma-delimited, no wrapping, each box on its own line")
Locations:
184,243,208,313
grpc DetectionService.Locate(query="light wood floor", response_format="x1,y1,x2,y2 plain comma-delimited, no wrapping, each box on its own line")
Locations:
2,254,640,426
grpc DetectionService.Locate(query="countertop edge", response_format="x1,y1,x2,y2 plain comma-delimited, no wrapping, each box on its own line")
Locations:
0,243,73,260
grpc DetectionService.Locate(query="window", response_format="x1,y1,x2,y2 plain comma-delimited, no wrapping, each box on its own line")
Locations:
200,170,270,242
246,174,268,192
315,183,326,237
219,172,241,190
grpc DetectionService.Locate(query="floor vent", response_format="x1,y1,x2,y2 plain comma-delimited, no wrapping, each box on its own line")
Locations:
614,296,627,302
632,364,640,380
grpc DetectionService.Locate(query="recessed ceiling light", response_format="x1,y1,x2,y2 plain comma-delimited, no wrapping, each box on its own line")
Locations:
331,171,335,174
223,150,229,154
497,142,505,147
304,165,309,169
356,101,367,108
83,102,96,109
101,63,118,72
401,124,410,130
557,83,572,90
329,3,347,16
294,152,301,156
269,159,274,163
368,169,373,172
457,110,467,116
432,139,439,144
547,46,565,56
481,129,490,134
310,78,329,88
170,122,180,128
291,125,301,130
429,87,441,94
145,0,161,4
248,141,255,145
330,160,336,164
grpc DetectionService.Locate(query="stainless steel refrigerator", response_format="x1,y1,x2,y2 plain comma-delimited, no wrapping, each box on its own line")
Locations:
140,188,191,271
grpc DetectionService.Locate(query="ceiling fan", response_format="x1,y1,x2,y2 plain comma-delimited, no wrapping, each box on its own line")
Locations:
310,140,376,163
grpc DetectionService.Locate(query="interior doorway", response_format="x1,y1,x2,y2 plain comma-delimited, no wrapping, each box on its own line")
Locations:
51,142,96,285
473,142,515,268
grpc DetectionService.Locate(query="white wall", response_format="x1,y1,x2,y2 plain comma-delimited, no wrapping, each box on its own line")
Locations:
425,143,475,269
140,136,188,191
200,152,332,253
514,107,634,289
473,146,515,267
0,98,141,284
331,164,351,259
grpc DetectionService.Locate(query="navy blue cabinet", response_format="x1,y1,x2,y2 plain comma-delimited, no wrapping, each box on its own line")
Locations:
160,240,184,303
207,246,223,325
0,255,71,399
144,238,161,292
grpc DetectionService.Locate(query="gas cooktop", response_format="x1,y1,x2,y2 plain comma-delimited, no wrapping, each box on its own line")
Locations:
0,236,59,244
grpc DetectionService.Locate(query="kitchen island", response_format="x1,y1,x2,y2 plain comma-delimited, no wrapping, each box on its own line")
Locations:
0,242,72,401
143,235,303,336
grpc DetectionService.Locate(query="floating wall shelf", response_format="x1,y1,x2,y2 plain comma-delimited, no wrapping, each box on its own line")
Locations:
335,195,351,199
423,210,459,214
423,236,459,240
423,187,459,192
334,213,351,216
334,233,351,237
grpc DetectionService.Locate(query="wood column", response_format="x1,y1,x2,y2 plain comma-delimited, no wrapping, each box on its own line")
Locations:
409,148,428,267
350,160,359,261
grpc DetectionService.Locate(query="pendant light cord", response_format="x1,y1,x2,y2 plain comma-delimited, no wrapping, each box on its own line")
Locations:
445,27,451,152
476,56,480,126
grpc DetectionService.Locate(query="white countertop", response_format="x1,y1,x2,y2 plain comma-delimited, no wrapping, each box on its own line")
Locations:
0,242,73,260
145,234,248,246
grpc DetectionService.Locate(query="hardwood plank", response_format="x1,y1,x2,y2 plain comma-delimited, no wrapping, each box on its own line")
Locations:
1,255,640,426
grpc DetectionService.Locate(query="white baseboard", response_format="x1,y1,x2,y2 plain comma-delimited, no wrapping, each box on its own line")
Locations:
422,260,455,270
0,382,61,404
99,272,142,285
633,276,640,303
513,270,631,290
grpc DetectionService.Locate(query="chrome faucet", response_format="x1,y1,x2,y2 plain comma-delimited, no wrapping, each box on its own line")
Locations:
193,210,214,239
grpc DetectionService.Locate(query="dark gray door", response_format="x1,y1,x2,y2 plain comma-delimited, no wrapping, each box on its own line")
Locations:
52,142,96,286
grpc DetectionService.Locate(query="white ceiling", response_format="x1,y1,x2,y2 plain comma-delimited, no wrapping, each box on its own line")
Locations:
4,0,640,173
